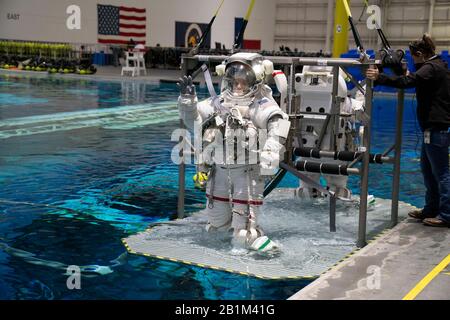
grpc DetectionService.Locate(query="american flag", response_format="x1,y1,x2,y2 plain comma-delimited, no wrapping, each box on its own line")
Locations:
97,4,146,45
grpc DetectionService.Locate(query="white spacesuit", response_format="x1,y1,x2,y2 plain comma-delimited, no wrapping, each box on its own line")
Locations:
177,53,290,252
294,65,366,200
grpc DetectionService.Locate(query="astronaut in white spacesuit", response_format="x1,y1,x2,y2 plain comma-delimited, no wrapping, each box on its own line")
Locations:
177,52,290,252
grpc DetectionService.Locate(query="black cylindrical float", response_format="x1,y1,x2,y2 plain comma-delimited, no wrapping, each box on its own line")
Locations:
293,147,385,164
295,160,349,176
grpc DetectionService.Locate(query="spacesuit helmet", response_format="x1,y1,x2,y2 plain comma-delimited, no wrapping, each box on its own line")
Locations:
222,62,257,97
217,53,273,101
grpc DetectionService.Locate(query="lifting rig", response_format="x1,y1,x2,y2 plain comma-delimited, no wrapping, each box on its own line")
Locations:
177,54,406,248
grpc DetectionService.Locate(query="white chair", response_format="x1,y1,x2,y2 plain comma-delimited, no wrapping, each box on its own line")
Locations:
121,51,146,77
134,51,147,76
121,51,137,77
121,65,137,77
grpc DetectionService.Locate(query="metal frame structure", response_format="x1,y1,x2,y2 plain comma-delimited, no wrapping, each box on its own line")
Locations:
177,54,405,248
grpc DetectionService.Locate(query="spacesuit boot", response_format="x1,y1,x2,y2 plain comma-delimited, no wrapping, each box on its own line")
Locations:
295,173,323,200
231,206,278,253
295,187,322,200
326,175,352,201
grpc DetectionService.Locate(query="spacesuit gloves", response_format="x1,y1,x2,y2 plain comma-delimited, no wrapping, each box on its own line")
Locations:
260,137,284,176
354,85,366,105
349,95,370,125
177,75,197,97
259,116,289,175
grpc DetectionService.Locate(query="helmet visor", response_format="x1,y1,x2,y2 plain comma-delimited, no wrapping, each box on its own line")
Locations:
222,62,257,97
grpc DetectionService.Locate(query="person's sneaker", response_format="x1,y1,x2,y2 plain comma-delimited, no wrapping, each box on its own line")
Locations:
408,209,435,220
423,217,450,227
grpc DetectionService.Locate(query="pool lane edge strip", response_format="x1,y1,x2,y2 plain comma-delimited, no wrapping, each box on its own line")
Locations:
402,253,450,300
0,68,161,85
121,236,319,281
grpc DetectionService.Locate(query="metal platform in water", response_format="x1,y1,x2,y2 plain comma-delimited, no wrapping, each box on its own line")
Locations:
122,188,417,280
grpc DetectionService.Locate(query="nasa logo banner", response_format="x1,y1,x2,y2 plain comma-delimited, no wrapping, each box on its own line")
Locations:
175,21,211,48
234,17,244,41
234,17,261,50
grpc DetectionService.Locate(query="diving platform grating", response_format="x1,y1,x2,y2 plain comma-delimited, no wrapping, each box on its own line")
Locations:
122,188,417,280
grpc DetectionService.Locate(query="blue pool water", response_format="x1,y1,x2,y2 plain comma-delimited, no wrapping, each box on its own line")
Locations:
0,73,425,300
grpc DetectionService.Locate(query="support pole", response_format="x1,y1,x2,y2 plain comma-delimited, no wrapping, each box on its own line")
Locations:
177,60,188,219
357,79,374,248
332,0,350,57
390,89,404,227
330,66,340,151
325,0,334,54
288,63,294,115
177,120,186,219
428,0,435,35
330,195,337,232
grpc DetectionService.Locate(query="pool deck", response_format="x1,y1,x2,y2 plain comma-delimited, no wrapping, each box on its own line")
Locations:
0,66,413,99
0,66,221,85
289,217,450,300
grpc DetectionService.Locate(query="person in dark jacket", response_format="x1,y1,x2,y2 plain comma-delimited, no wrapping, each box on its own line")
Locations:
366,33,450,227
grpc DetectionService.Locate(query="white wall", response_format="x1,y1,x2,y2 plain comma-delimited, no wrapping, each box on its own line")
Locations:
383,0,450,51
0,0,276,50
275,0,450,54
3,0,448,53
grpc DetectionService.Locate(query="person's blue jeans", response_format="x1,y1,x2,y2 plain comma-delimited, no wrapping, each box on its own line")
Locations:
420,130,450,223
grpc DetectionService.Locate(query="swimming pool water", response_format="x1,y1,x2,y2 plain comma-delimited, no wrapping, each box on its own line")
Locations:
0,73,425,300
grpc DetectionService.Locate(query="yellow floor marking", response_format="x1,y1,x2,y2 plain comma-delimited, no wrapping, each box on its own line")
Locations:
403,254,450,300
